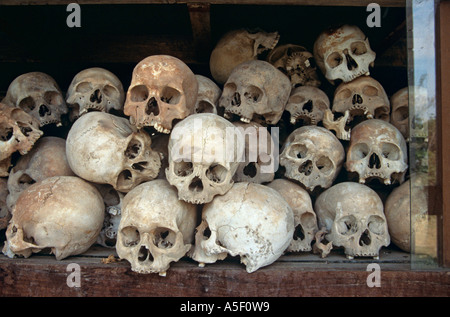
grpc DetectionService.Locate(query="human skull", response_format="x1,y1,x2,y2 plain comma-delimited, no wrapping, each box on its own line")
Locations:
66,111,161,193
389,87,408,140
267,178,318,252
190,182,294,273
267,44,321,88
346,119,408,185
0,103,43,177
66,67,125,121
315,182,390,259
2,72,68,127
232,121,275,184
166,113,245,204
313,24,376,85
116,179,197,276
219,60,291,125
124,55,198,134
3,176,104,260
0,178,9,229
210,29,280,85
6,136,75,213
285,86,330,126
280,126,345,191
194,75,221,114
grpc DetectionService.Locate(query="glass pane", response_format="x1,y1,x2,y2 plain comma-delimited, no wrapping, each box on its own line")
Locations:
407,0,439,269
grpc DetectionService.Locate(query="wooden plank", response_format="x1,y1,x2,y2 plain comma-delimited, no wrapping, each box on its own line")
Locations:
188,2,212,62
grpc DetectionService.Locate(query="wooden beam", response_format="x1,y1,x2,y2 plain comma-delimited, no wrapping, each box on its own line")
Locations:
188,2,212,63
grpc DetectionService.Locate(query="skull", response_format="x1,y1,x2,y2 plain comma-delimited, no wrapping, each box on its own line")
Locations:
190,182,294,273
285,86,330,126
219,60,291,125
267,178,318,252
0,178,9,229
66,111,161,193
315,182,390,259
0,103,43,177
66,67,125,121
210,29,280,85
3,176,104,260
166,113,245,204
232,121,275,184
6,136,75,213
116,179,197,276
280,126,345,191
124,55,198,134
345,119,408,185
194,75,221,114
267,44,321,88
313,24,376,85
2,72,68,127
389,87,408,140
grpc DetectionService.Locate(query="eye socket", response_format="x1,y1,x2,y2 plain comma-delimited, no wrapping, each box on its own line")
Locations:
125,138,142,159
367,215,386,235
174,161,193,177
196,101,215,114
350,41,368,56
152,227,176,249
326,52,343,68
350,143,370,160
244,85,263,103
121,226,140,247
222,83,237,95
362,85,379,97
336,215,358,235
161,86,181,105
335,88,352,100
392,106,409,122
288,95,306,105
381,142,400,160
75,82,93,93
129,85,149,102
315,156,333,175
44,91,63,106
288,143,308,159
18,96,35,112
206,163,228,183
103,84,120,99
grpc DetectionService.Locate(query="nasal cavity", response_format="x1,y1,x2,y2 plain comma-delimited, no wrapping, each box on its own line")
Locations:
369,153,381,169
352,94,363,105
298,160,313,176
359,229,371,246
39,104,51,117
189,177,203,192
146,97,159,116
231,92,241,107
293,224,305,241
302,100,313,113
138,246,153,262
90,89,102,103
344,49,358,71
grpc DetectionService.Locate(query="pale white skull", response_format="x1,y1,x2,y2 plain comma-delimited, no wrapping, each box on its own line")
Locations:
346,119,408,185
66,67,125,121
166,113,244,204
3,176,104,260
285,86,330,126
315,182,390,259
66,111,161,193
219,60,291,125
390,87,408,140
232,121,275,184
190,182,294,273
280,126,345,191
2,72,68,127
116,179,197,276
6,136,75,214
313,24,376,84
0,177,9,230
210,29,280,85
267,44,321,88
267,178,318,252
124,55,198,134
194,75,221,114
0,103,43,177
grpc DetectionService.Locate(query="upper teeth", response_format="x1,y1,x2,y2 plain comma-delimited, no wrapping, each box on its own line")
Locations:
154,123,170,134
240,117,251,123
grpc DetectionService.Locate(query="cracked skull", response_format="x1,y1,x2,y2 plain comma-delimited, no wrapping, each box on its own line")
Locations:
219,60,291,125
66,67,125,121
2,72,68,127
66,111,161,193
124,55,198,134
190,182,294,273
315,182,390,259
116,179,197,276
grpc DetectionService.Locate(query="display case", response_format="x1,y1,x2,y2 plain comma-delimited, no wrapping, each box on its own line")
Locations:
0,0,448,297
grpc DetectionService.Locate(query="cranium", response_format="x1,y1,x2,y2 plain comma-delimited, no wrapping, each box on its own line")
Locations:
66,67,125,121
0,177,9,229
285,86,330,126
267,44,321,88
210,28,280,85
0,103,43,177
124,55,198,134
2,72,68,127
219,60,291,125
166,113,245,204
6,136,75,213
190,182,294,273
313,24,376,85
390,87,408,140
194,75,221,114
345,119,408,185
267,178,318,252
315,182,390,259
66,111,161,193
116,179,197,276
3,176,104,260
280,126,345,191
